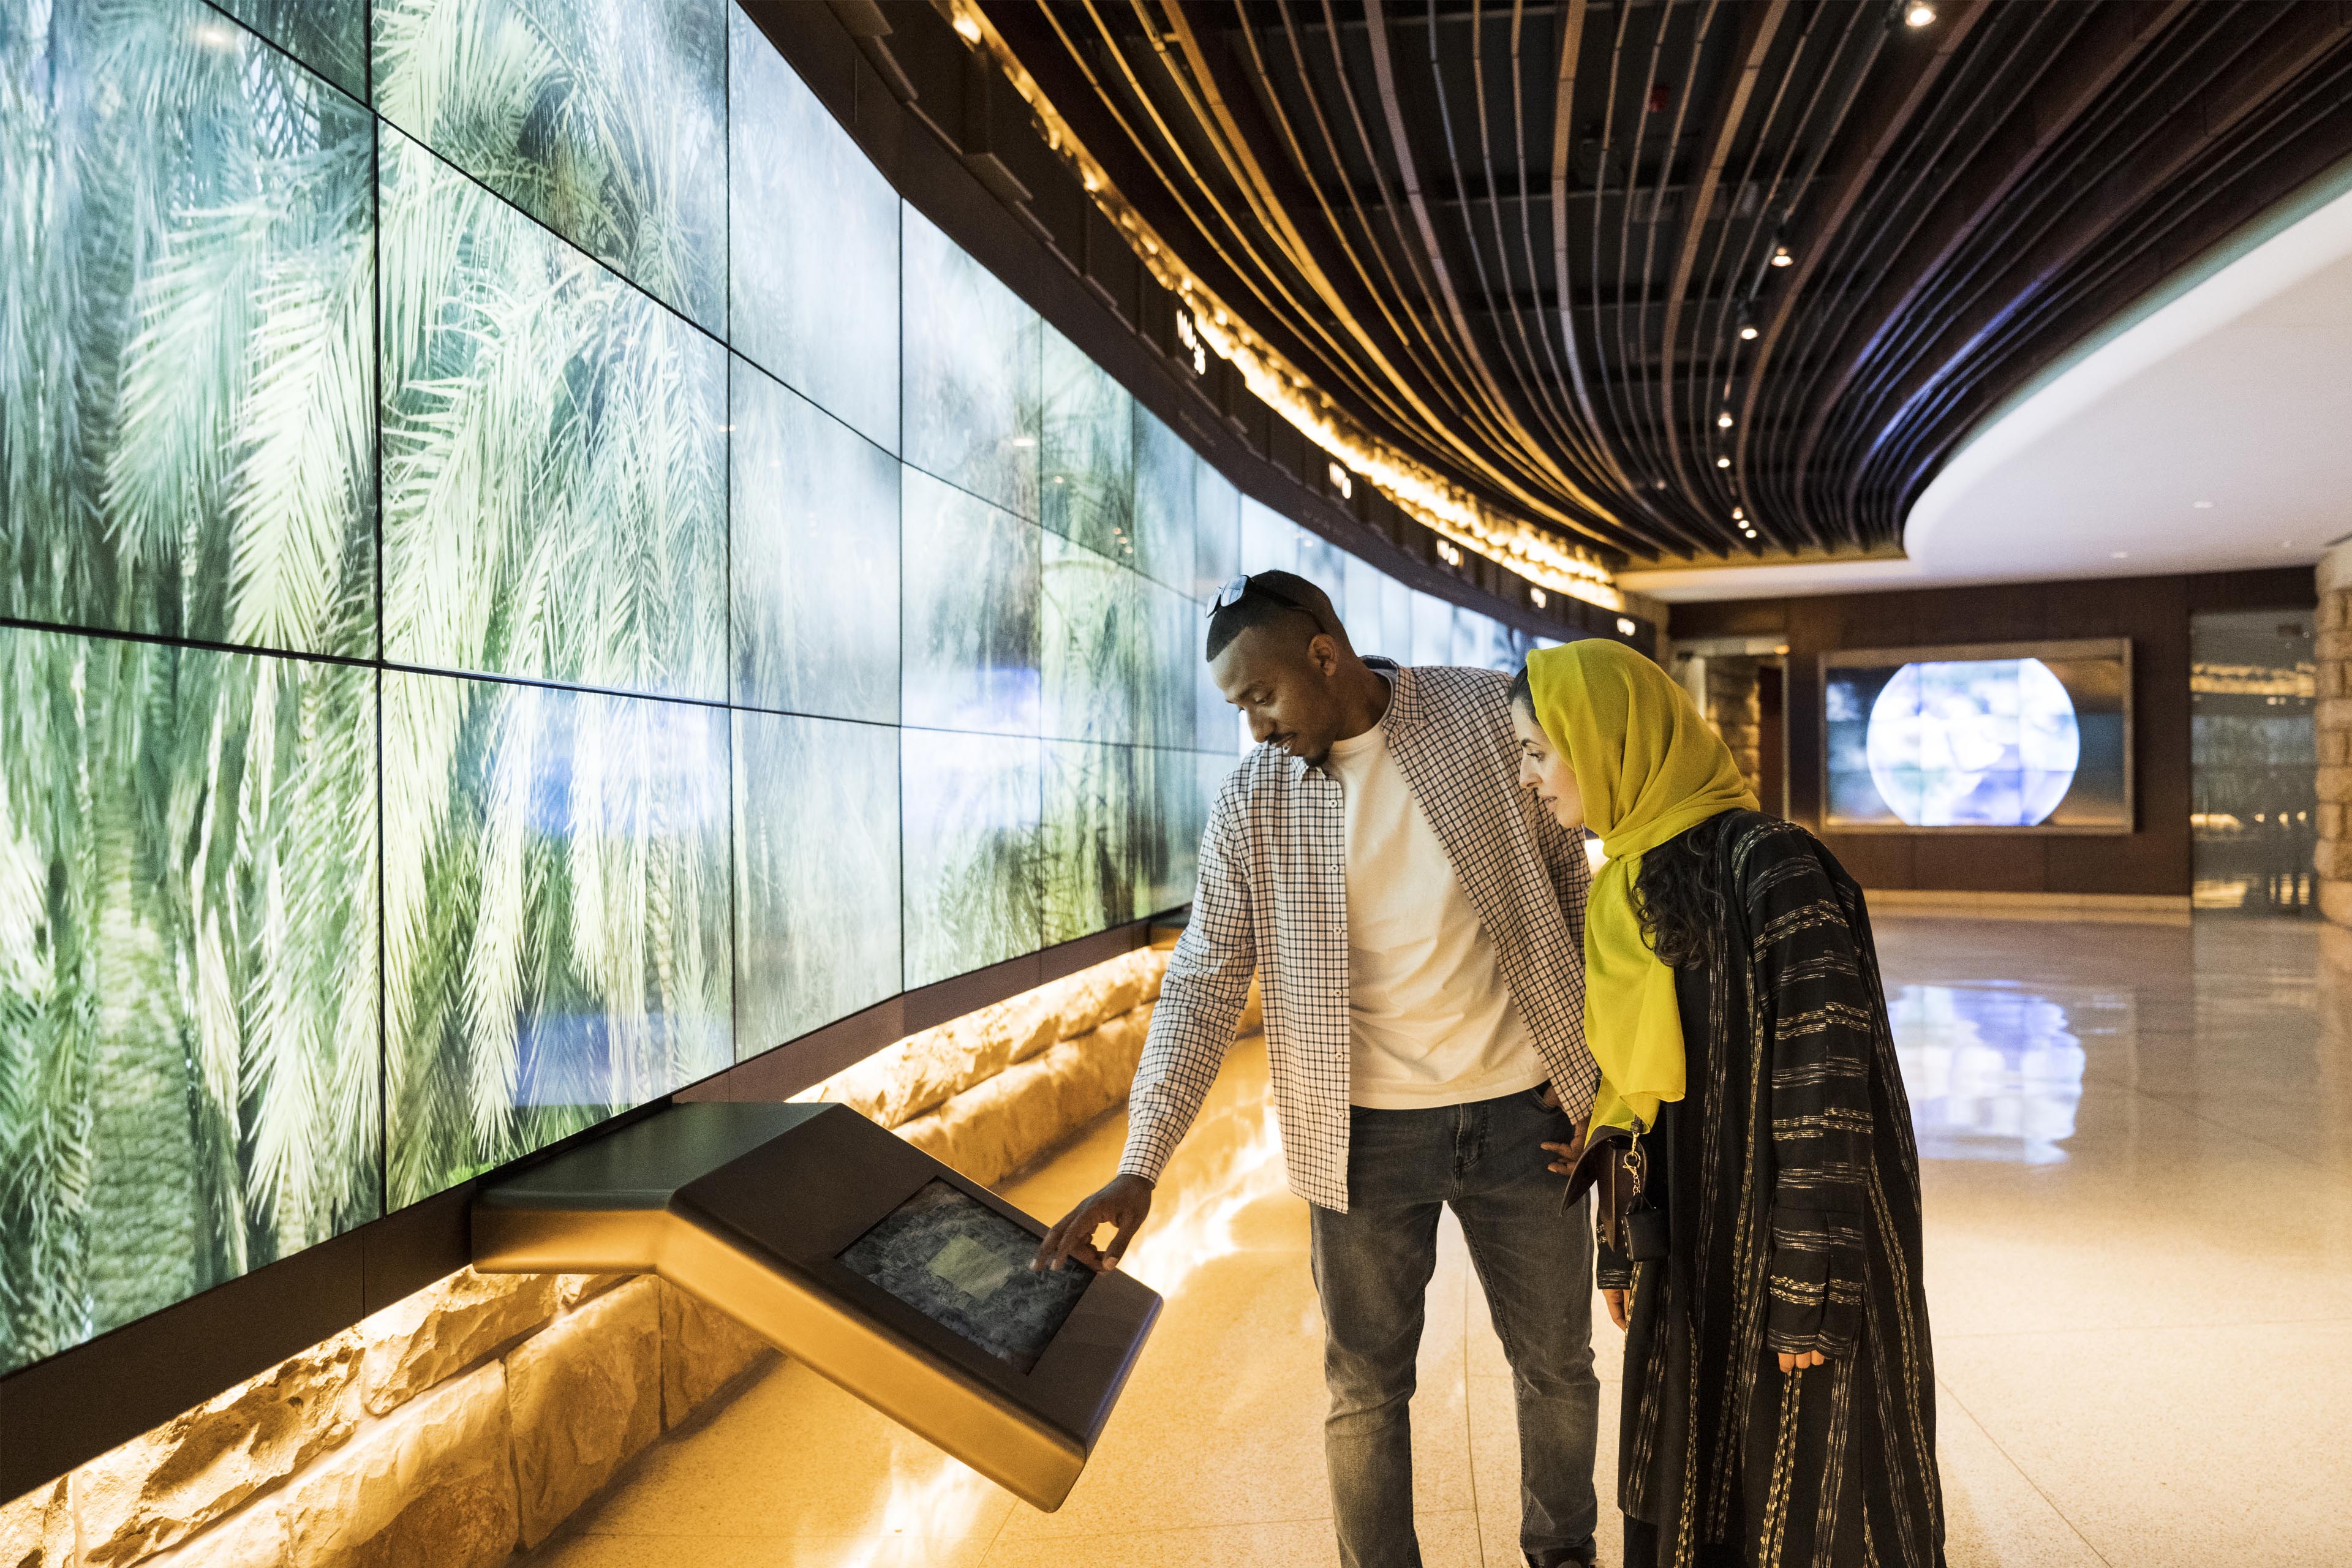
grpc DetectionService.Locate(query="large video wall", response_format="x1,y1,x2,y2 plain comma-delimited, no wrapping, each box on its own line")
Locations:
0,0,1550,1375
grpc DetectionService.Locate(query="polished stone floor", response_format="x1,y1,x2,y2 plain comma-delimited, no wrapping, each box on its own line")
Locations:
530,916,2351,1568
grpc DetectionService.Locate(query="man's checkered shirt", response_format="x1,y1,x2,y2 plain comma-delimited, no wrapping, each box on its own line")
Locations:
1119,661,1596,1212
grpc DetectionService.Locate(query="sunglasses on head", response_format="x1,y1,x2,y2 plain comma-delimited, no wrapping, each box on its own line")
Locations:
1208,574,1327,635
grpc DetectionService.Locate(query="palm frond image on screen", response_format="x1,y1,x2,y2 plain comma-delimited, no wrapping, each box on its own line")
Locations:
728,2,899,451
1296,533,1344,607
214,0,367,99
379,129,728,703
902,730,1042,990
1193,461,1240,603
0,629,379,1376
1133,747,1207,918
1412,592,1456,666
1823,642,2132,831
384,673,733,1206
1131,407,1197,595
1240,496,1300,578
1,0,376,662
1041,326,1135,564
902,471,1041,737
1044,741,1137,945
734,712,900,1058
902,208,1040,521
372,0,728,336
1379,576,1415,668
1042,535,1140,745
1135,575,1197,752
731,360,900,725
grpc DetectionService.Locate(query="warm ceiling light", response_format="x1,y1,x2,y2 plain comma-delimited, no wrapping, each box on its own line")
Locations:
1731,507,1745,519
952,11,982,42
1529,587,1548,608
1716,412,1734,429
1739,324,1759,340
1716,456,1732,468
1905,3,1937,26
1616,617,1638,637
1770,246,1792,267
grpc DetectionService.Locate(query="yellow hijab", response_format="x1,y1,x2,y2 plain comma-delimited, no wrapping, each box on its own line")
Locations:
1522,641,1757,1134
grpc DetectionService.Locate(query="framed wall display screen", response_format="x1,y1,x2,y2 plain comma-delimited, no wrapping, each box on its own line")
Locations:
1821,640,2133,832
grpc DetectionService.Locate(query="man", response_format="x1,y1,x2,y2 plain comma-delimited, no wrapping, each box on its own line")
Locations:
1035,571,1602,1568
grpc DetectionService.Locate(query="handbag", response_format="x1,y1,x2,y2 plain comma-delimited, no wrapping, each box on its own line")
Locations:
1562,1121,1669,1262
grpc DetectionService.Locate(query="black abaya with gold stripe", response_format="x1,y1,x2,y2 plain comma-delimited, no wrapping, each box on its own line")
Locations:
1599,812,1942,1568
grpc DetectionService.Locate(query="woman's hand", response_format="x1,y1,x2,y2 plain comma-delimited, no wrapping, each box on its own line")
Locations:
1776,1348,1828,1374
1540,1114,1589,1176
1602,1288,1628,1332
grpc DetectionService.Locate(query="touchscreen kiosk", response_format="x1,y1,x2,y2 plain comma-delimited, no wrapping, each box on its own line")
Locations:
471,1101,1161,1510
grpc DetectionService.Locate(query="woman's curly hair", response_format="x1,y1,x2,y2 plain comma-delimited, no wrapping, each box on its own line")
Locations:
1633,815,1730,970
1511,668,1727,969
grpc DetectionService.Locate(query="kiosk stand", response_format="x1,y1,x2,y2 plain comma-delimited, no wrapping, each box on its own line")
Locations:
472,1101,1162,1510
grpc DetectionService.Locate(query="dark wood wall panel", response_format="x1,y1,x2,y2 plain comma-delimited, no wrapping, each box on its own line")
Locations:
1674,567,2313,897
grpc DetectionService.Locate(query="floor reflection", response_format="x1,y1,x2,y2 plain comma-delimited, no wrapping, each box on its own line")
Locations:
532,916,2351,1568
1889,984,2089,1164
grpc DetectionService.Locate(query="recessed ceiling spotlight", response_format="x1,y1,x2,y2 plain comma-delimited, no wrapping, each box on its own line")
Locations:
2193,500,2214,509
1770,246,1792,268
1732,506,1745,520
1905,2,1936,26
1616,617,1638,637
1716,456,1732,468
1717,412,1735,429
1740,324,1759,341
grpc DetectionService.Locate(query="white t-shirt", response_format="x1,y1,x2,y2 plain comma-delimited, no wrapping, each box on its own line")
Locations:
1322,722,1547,1109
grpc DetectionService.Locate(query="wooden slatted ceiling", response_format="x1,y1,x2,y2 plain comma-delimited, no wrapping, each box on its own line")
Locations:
968,0,2352,566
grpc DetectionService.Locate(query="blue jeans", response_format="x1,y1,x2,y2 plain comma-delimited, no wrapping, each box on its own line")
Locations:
1310,1088,1599,1568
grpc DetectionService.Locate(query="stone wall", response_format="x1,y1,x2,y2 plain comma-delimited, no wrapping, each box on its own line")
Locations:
2316,549,2352,974
0,943,1226,1568
1673,652,1765,799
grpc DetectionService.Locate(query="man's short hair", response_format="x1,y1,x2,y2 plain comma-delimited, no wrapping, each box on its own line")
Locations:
1205,571,1345,662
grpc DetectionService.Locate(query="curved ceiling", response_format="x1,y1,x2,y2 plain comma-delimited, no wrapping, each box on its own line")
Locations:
972,0,2352,567
1901,172,2352,586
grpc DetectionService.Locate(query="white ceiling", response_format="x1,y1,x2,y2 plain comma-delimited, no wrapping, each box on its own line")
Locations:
1622,168,2352,605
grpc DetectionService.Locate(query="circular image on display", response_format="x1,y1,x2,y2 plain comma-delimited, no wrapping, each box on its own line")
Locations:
1866,658,2080,826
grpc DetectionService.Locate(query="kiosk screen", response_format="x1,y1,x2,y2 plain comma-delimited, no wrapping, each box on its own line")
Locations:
840,1182,1091,1372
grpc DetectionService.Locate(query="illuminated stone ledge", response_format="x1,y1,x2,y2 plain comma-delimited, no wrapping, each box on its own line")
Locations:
0,943,1232,1568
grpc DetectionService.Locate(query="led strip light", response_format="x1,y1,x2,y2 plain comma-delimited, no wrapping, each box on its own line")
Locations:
943,2,1624,612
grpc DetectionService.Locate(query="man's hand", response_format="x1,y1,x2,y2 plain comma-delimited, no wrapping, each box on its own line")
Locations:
1602,1287,1628,1332
1776,1348,1828,1374
1033,1173,1155,1274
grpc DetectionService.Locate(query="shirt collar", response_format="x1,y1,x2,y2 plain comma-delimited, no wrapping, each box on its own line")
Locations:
1290,658,1408,780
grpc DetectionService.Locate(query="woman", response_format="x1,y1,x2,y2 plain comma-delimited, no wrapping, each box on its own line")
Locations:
1509,640,1943,1568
